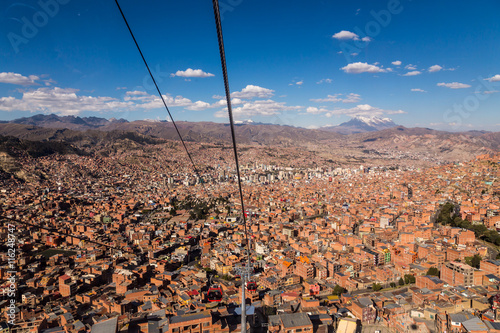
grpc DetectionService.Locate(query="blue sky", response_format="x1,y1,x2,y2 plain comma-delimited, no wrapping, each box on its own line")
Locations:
0,0,499,131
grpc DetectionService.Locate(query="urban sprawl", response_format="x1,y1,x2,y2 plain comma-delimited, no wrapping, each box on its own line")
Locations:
2,143,500,333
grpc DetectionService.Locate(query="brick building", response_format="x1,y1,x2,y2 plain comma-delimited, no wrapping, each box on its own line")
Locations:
441,261,482,287
296,260,315,281
415,275,445,289
480,259,500,276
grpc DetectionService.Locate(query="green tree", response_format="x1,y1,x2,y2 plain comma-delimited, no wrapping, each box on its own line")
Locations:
404,274,415,284
372,283,383,291
398,278,405,286
169,207,177,216
426,267,440,277
437,202,455,225
438,205,500,247
390,282,396,288
465,254,482,268
333,285,346,296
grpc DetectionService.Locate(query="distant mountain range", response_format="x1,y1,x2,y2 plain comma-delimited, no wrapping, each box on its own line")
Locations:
7,114,128,130
7,114,400,135
323,116,399,134
7,114,399,134
0,114,499,165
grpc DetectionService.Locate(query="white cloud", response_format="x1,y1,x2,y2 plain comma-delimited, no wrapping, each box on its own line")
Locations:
126,90,149,96
310,93,361,103
0,87,133,115
212,98,244,107
306,106,329,114
405,64,417,70
392,61,402,66
231,85,274,99
437,82,471,89
411,88,427,92
127,91,227,111
124,90,214,110
428,65,443,73
296,81,304,86
0,72,39,86
324,104,405,117
43,78,56,86
331,30,371,42
214,99,299,118
332,30,360,40
170,68,214,78
0,83,233,115
485,75,500,82
342,93,361,103
446,122,474,128
316,78,332,84
311,95,341,103
303,104,405,117
483,90,499,94
136,94,194,109
341,62,386,74
402,71,422,76
186,101,211,111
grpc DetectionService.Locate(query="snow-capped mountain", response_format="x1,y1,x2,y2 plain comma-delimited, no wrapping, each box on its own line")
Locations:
322,116,398,134
234,119,254,124
352,116,395,127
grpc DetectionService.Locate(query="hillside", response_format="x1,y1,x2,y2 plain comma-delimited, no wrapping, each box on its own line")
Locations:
322,116,398,134
0,114,498,166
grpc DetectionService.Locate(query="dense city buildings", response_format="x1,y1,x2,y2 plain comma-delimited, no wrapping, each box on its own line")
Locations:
1,141,500,333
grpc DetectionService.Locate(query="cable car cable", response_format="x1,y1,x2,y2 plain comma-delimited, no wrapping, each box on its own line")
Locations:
113,0,207,193
211,0,251,262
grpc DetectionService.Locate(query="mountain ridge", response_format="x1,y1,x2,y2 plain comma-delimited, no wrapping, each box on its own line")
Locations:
1,114,499,165
321,115,399,134
11,114,128,130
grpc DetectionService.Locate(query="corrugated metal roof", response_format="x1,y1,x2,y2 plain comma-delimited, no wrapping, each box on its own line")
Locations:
90,317,118,333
